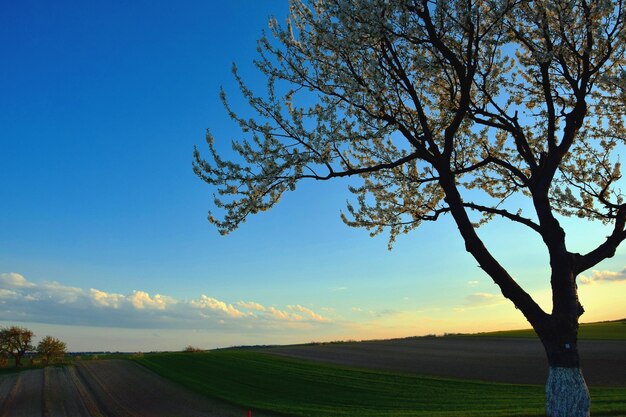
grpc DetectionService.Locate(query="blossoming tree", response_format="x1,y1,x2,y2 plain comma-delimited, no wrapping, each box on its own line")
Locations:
194,1,626,416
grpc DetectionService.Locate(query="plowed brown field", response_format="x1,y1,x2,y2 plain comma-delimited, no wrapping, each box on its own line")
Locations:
265,337,626,386
0,360,272,417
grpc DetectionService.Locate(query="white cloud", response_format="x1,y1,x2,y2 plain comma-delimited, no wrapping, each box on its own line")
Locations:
237,301,266,311
191,295,244,318
0,272,333,331
89,289,174,311
463,292,504,307
0,289,17,298
467,280,479,287
580,267,626,285
3,276,83,304
0,272,35,288
288,304,327,322
267,306,290,320
129,291,171,310
40,281,83,304
90,289,124,308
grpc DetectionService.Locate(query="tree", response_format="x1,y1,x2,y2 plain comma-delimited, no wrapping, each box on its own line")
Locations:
193,1,626,416
0,326,34,367
36,336,67,365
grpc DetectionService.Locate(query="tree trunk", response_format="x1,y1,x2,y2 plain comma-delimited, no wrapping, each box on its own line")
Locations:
541,332,590,417
546,367,590,417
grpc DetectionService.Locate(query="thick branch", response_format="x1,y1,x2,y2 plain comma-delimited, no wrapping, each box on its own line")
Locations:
438,170,549,328
575,208,626,274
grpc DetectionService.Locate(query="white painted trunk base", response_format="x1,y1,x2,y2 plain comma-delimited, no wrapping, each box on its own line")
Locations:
546,367,590,417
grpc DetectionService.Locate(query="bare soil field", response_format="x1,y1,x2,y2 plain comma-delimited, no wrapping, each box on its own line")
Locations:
0,360,276,417
264,337,626,386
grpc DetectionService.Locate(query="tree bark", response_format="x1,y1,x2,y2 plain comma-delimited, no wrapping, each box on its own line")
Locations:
540,326,590,417
546,367,590,417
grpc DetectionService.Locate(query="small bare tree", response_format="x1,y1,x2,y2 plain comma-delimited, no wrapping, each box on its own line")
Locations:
194,1,626,416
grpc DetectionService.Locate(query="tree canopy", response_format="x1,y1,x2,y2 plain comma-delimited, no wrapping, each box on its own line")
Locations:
195,2,626,414
36,336,67,365
0,326,34,367
196,0,625,323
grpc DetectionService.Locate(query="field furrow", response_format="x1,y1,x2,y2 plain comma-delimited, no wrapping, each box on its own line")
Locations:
0,369,44,417
0,373,18,414
65,365,107,417
43,366,100,417
75,361,137,417
0,360,264,417
76,360,270,417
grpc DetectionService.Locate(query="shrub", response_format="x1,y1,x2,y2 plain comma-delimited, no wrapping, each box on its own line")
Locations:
183,345,204,353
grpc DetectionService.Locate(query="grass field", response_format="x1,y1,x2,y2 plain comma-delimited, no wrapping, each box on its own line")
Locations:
470,319,626,340
136,350,626,417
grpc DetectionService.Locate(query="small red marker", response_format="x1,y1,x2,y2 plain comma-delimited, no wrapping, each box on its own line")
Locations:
247,409,252,417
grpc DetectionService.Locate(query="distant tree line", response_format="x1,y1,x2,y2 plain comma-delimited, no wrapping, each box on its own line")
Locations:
0,326,67,367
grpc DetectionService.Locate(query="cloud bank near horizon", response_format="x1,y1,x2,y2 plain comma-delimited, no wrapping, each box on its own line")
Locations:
0,272,331,331
2,266,624,341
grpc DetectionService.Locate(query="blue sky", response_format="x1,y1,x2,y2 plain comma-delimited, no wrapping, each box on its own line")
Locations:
1,1,624,352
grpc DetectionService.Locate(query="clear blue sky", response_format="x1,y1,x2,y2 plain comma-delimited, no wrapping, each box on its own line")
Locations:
1,0,624,352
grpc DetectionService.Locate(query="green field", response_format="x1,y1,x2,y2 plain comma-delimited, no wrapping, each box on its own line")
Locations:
470,319,626,340
136,351,626,417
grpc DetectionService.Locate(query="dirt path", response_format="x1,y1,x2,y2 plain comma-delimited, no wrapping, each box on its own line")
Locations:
0,360,274,417
264,337,626,386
